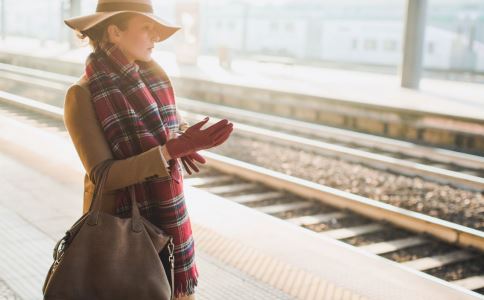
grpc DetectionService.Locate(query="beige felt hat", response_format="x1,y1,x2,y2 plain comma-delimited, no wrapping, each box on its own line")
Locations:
64,0,181,42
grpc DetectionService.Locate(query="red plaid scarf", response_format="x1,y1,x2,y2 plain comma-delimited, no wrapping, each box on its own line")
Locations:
84,42,199,297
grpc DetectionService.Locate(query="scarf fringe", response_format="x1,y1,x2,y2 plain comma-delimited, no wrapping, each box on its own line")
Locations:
174,274,199,298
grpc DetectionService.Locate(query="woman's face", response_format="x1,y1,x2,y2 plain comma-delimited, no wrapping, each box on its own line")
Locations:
108,15,160,63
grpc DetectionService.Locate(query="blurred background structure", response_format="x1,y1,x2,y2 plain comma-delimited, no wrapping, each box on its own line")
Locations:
0,1,483,300
1,0,484,83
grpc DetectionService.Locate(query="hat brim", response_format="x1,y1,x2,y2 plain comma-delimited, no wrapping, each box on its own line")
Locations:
64,11,181,43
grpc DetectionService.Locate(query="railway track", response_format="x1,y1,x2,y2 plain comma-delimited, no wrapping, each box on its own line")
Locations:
0,89,483,297
0,62,483,192
178,108,484,192
190,160,484,292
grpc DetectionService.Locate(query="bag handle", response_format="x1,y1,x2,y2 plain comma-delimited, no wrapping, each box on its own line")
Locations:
87,159,143,232
87,159,113,210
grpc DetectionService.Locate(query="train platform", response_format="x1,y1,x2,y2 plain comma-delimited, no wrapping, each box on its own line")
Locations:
0,92,482,300
0,36,483,122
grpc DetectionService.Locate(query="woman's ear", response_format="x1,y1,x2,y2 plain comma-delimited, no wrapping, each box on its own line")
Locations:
106,24,122,43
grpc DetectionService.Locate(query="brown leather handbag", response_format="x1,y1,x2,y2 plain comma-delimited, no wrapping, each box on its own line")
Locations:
42,159,175,300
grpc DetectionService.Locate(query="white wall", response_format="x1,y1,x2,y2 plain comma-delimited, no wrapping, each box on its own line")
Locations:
246,18,307,58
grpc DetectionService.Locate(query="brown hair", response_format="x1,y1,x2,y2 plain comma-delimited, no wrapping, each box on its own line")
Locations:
75,12,137,51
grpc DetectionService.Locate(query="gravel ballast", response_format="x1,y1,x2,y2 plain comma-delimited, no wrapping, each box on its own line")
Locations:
210,135,484,231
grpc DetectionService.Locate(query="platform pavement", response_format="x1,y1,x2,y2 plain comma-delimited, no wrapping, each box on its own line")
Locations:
0,150,295,300
0,36,483,122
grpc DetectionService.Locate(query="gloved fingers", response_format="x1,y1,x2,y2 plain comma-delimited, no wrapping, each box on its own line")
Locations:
204,119,229,135
211,124,233,147
185,155,200,173
209,122,233,140
189,116,210,131
181,157,193,175
167,119,230,158
212,122,233,140
190,152,206,164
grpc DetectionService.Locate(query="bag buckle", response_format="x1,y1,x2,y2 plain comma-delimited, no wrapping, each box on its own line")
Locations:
52,232,70,266
168,238,175,268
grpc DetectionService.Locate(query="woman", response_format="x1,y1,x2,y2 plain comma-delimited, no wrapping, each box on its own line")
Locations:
63,1,234,299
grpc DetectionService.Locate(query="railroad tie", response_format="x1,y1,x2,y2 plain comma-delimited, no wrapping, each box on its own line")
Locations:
451,275,484,291
226,191,285,204
322,223,385,240
202,182,259,194
358,236,429,255
256,201,314,214
285,212,349,226
401,250,478,271
184,175,233,187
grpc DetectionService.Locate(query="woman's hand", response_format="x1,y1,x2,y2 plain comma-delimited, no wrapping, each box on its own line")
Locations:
165,117,233,159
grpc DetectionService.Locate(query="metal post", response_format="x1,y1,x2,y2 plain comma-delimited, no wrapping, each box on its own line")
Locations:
241,2,249,53
69,0,81,20
400,0,427,89
0,0,5,40
68,0,81,48
174,0,200,65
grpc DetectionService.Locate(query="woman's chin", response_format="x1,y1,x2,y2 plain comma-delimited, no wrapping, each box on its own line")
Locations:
138,56,152,63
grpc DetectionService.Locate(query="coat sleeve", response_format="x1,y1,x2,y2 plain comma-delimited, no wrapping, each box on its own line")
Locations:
63,84,171,192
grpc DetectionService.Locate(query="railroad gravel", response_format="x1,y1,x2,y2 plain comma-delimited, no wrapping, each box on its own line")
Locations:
210,135,484,231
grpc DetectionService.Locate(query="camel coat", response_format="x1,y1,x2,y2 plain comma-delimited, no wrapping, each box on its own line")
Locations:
63,75,189,215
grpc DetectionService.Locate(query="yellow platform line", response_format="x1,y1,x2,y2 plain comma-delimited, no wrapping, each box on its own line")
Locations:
192,223,368,300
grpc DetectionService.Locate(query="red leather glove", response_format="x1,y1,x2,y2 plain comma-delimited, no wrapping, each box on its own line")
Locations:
180,151,206,175
165,116,233,159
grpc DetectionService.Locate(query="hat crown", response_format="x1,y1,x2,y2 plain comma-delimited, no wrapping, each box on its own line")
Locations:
64,0,181,43
96,0,154,13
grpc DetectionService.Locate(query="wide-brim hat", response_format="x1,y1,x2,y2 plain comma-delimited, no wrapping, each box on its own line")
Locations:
64,0,181,43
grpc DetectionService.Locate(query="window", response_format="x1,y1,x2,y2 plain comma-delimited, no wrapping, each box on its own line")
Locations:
383,39,397,51
364,39,377,50
352,39,358,49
